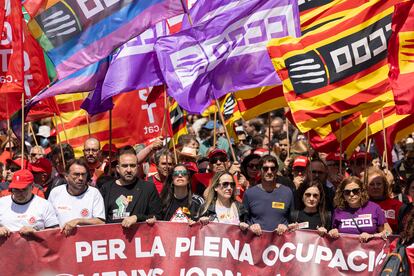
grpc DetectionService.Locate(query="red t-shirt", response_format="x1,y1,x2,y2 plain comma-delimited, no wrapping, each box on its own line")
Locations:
377,198,403,234
146,175,164,195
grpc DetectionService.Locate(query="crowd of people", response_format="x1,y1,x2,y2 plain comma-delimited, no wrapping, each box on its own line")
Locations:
0,113,414,252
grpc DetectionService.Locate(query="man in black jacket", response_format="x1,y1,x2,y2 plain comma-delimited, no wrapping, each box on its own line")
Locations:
100,146,162,227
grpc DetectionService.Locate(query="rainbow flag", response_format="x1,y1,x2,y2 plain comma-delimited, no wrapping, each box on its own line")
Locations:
268,0,399,133
26,0,183,79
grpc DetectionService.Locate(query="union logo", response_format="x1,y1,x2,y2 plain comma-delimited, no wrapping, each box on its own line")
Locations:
80,209,89,217
28,216,36,225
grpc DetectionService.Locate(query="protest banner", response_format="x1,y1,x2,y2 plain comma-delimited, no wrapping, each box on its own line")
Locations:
0,222,389,276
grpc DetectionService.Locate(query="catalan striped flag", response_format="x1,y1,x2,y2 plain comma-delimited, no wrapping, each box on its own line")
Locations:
268,0,398,133
389,0,414,115
25,0,183,80
168,99,188,146
234,85,286,121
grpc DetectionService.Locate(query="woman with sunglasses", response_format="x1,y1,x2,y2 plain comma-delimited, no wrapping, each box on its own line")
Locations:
241,154,261,187
160,164,204,222
328,177,390,242
289,180,331,235
196,171,252,233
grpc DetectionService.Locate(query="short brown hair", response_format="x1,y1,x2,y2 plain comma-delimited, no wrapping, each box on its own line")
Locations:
334,176,369,209
363,167,391,199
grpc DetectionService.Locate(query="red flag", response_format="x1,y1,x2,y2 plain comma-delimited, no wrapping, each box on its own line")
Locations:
389,0,414,115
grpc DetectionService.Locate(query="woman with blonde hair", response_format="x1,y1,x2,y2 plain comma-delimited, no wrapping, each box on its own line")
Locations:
363,167,402,233
328,177,391,242
196,171,259,234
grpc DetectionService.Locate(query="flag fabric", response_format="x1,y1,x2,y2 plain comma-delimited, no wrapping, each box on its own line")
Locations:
168,99,188,146
54,89,166,157
155,0,300,113
299,0,369,35
234,85,286,120
1,0,24,94
268,0,398,133
388,0,414,115
221,94,242,143
25,0,184,80
100,14,184,103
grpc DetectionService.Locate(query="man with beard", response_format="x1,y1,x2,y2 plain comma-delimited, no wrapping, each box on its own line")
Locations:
243,155,294,235
146,149,174,194
100,146,162,227
48,159,105,236
83,137,103,186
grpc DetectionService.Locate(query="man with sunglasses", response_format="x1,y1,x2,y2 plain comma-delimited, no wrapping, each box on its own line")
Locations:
243,155,295,235
0,170,59,237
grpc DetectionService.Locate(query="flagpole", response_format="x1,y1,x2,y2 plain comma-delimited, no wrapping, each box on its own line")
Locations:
213,108,217,149
21,93,25,168
57,114,69,143
363,121,370,185
286,118,290,159
339,117,343,175
381,108,388,171
108,109,112,174
29,123,39,147
54,113,66,170
215,100,236,161
166,96,178,163
268,112,271,153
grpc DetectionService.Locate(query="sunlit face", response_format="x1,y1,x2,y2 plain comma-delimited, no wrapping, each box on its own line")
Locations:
367,174,385,200
302,186,320,209
157,155,174,177
214,174,235,201
343,182,362,208
116,154,138,184
172,166,189,187
66,164,88,196
261,161,277,183
83,140,100,165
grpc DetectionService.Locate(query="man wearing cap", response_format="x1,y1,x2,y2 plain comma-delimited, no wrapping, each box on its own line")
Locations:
349,151,372,177
48,159,105,236
100,146,162,226
83,137,103,186
243,155,295,235
0,170,59,237
292,156,309,190
198,121,231,158
325,152,346,188
29,158,53,196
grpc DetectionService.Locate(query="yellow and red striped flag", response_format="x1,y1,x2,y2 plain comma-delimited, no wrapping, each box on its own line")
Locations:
268,0,400,133
168,99,188,146
389,0,414,115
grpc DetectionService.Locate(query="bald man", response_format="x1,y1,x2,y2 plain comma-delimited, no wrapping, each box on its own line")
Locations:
83,138,103,186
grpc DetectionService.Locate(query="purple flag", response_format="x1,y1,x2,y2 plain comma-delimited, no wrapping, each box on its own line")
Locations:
100,16,183,102
154,0,301,113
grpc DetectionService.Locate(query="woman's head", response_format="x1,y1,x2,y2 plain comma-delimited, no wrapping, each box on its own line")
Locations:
241,154,260,180
364,167,390,200
334,176,369,209
204,171,236,209
297,180,325,211
171,164,190,187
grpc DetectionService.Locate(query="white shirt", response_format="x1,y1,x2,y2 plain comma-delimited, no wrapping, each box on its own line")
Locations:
0,195,59,231
48,185,105,227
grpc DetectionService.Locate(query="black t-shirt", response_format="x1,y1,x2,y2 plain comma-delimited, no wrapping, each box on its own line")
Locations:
164,196,189,221
290,210,332,230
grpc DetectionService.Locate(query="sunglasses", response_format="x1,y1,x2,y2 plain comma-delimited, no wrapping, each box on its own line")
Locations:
262,166,277,172
304,193,319,198
218,181,235,189
210,156,228,164
248,163,260,170
172,170,188,177
343,188,361,196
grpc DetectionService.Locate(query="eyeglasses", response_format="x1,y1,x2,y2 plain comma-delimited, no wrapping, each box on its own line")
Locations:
210,156,228,164
70,172,88,179
262,166,277,172
84,148,99,153
343,188,361,196
304,193,320,198
248,163,260,170
218,181,235,189
172,170,188,177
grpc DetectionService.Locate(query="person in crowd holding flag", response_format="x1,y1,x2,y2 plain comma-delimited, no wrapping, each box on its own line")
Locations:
288,180,331,234
100,146,161,227
195,171,251,231
160,164,203,221
270,117,285,145
364,167,402,234
83,137,103,186
49,159,105,236
198,122,230,158
243,155,295,235
325,152,346,189
0,170,59,237
147,149,174,195
328,177,390,242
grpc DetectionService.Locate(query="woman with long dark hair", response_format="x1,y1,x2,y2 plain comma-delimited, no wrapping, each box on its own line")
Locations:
160,164,204,222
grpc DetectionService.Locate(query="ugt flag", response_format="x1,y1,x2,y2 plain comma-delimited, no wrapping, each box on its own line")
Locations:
155,0,300,113
26,0,184,79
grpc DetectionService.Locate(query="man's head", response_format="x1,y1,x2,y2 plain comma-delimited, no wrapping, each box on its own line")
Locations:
50,143,75,174
9,169,34,203
83,138,101,166
154,149,174,178
5,157,27,182
259,155,278,183
271,117,284,137
310,160,328,184
29,158,52,186
65,159,89,196
208,149,229,173
292,156,309,177
243,119,262,136
29,146,45,163
116,146,138,185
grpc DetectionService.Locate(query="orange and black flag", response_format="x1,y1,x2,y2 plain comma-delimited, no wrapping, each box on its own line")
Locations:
168,99,188,147
268,0,399,133
389,0,414,115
